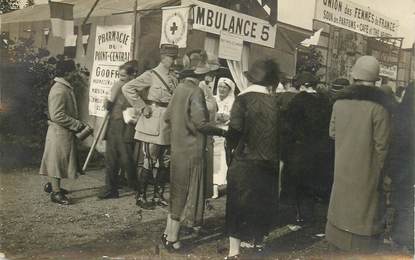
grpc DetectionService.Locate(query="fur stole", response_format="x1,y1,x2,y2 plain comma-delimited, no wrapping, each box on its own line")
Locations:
336,85,396,112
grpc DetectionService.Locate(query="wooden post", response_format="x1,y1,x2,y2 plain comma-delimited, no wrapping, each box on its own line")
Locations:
82,0,100,26
132,0,138,58
82,112,109,172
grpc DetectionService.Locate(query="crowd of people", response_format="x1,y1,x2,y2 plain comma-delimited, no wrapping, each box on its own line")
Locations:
39,44,414,258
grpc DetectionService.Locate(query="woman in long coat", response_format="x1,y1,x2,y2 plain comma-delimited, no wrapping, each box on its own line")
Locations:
384,82,414,251
326,56,393,251
40,60,87,205
225,59,281,259
161,50,226,251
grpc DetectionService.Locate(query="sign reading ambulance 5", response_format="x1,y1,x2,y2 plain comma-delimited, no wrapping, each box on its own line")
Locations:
183,0,276,48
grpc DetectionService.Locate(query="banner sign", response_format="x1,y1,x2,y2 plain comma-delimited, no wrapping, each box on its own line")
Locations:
315,0,398,37
89,25,132,117
218,31,243,61
183,0,276,48
160,6,190,48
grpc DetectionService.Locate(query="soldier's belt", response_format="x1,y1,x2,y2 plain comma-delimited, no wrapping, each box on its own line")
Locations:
145,100,169,108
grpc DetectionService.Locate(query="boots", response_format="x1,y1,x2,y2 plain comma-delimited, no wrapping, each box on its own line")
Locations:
136,167,155,210
153,167,168,207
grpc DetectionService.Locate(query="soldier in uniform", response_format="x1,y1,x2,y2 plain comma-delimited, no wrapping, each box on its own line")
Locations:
122,44,178,209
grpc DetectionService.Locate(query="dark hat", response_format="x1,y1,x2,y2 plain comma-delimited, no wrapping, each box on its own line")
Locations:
294,71,319,87
244,59,280,86
331,78,350,91
179,49,212,78
160,44,179,57
56,59,76,77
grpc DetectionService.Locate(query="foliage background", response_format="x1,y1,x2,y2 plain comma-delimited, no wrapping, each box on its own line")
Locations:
0,38,89,151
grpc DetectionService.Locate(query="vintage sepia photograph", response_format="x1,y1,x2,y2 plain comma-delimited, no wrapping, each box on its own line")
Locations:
0,0,414,259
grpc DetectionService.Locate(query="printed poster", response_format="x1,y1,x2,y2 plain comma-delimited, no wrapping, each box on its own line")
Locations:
89,25,132,117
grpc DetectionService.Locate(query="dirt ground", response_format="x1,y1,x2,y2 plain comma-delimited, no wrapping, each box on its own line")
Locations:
0,167,412,260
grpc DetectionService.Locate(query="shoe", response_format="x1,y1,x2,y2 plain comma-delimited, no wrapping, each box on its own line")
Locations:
97,190,119,200
164,239,182,253
51,191,70,205
44,183,69,195
153,197,169,207
212,185,219,199
224,255,240,259
44,182,52,193
136,197,156,210
161,234,168,246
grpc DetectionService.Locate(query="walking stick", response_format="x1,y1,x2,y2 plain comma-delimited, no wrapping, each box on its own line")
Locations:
82,112,109,172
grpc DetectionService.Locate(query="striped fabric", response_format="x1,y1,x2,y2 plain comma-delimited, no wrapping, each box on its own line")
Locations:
49,1,74,38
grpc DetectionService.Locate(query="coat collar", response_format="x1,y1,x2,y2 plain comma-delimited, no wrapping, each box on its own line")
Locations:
336,85,396,112
239,84,274,96
184,77,199,85
54,77,73,89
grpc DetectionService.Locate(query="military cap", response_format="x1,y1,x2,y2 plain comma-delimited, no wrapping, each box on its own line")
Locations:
160,44,179,57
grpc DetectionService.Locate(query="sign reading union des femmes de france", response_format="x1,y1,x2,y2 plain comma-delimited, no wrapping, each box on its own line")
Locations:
89,25,132,117
315,0,399,37
183,0,277,48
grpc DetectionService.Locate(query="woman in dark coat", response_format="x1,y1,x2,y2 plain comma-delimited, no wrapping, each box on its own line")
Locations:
384,82,414,252
161,50,226,252
225,59,281,259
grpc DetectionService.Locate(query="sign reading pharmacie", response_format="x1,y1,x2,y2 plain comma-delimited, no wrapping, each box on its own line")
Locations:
315,0,399,37
89,25,132,117
182,0,276,48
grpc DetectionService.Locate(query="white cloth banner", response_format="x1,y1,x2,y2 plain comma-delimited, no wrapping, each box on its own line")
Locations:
89,25,132,117
50,18,74,39
64,34,77,47
82,35,90,44
218,31,243,61
227,45,250,91
314,0,398,37
204,35,249,91
160,6,190,48
183,0,276,48
301,28,323,47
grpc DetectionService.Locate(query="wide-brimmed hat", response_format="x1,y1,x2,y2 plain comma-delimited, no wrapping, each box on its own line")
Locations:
244,59,280,86
160,44,179,58
179,50,215,78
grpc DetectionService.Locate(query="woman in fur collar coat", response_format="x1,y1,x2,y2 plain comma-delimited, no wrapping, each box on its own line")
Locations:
326,56,393,252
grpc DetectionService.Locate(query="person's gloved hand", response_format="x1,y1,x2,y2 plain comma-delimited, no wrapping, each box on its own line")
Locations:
104,99,114,111
142,105,152,118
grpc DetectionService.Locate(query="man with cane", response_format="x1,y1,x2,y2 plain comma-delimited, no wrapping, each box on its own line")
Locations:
97,60,139,199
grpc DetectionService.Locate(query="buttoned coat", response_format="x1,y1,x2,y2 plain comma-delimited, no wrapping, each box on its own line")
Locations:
39,78,84,179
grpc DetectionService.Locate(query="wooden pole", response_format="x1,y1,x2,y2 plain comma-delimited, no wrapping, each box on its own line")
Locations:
132,0,138,58
82,112,109,172
82,0,100,26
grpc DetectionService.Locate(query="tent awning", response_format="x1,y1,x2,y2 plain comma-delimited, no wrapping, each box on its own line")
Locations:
1,0,178,24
